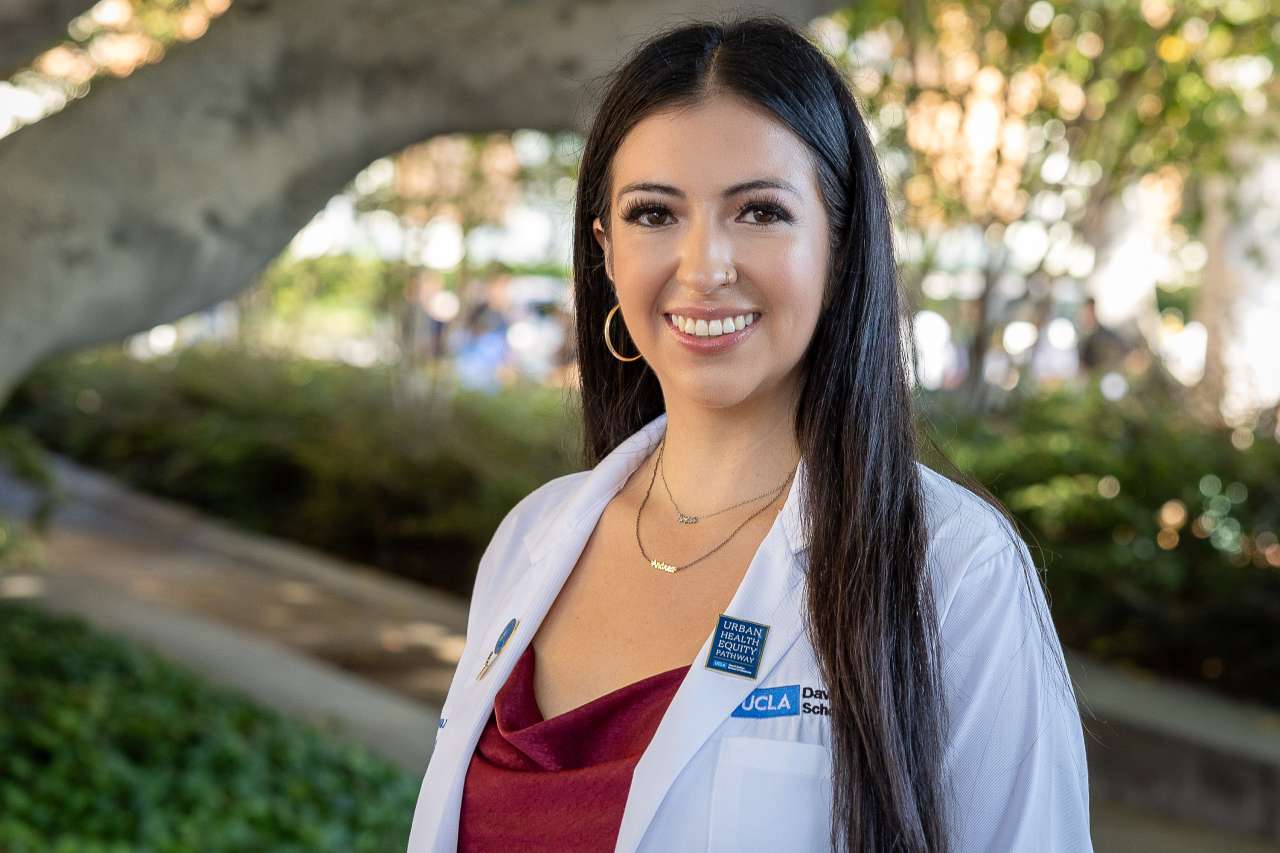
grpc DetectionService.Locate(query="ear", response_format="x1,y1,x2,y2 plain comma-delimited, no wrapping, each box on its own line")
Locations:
592,216,614,283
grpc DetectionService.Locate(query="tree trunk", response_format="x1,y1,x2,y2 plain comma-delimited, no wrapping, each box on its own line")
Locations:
1194,174,1239,427
961,231,1005,412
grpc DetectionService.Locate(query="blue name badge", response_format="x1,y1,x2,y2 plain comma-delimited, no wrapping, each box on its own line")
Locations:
732,684,801,718
705,613,770,679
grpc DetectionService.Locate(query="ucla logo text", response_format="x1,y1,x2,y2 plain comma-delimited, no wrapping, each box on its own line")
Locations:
731,685,831,719
732,685,801,718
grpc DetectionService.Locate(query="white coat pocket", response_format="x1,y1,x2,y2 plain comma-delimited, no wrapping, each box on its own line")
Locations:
706,735,833,852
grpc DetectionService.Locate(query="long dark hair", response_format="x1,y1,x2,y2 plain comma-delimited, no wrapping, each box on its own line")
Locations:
571,14,1073,852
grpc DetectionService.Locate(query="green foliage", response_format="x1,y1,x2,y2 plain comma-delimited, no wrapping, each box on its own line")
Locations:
236,253,410,349
1,345,582,596
1154,282,1197,318
0,602,418,852
8,345,1280,707
924,377,1280,706
838,0,1280,196
251,253,407,318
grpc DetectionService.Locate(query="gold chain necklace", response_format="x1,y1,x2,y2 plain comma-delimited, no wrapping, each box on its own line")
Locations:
659,439,792,524
636,437,794,574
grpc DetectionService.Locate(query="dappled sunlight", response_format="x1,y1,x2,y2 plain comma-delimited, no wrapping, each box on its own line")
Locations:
1,0,232,140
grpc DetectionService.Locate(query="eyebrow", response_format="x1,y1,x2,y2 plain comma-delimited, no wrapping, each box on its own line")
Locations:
615,178,800,201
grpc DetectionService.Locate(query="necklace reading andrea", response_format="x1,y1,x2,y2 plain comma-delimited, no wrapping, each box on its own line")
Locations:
636,436,796,574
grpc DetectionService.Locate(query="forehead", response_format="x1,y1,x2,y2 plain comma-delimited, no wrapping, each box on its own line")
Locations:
610,94,818,200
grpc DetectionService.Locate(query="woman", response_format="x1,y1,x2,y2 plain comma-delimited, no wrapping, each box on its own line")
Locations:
409,14,1092,853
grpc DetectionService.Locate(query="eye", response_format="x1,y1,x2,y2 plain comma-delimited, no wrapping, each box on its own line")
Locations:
737,196,794,226
619,201,674,228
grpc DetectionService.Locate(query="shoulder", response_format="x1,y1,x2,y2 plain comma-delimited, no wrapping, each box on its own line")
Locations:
469,470,590,593
915,463,1092,849
483,469,591,567
914,462,1075,702
915,461,1027,628
503,469,592,536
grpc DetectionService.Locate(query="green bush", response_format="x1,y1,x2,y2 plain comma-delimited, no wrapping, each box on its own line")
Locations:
1,345,581,597
924,377,1280,707
0,602,418,852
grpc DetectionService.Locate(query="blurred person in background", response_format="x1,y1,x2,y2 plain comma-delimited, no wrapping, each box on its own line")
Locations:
1077,296,1134,376
452,300,511,392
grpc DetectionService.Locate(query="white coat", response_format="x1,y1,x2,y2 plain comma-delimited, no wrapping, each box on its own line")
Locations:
407,411,1094,852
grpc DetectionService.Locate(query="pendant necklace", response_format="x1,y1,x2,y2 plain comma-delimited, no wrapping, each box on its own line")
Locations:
659,438,793,524
636,437,795,574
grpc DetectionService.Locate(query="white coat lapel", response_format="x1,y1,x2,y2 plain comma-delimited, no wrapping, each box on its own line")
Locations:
614,453,812,853
411,412,672,852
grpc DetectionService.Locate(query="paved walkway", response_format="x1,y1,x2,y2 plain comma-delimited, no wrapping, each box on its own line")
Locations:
0,454,472,706
1,452,1277,851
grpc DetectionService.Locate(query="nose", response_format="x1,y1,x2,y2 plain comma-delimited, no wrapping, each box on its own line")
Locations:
675,213,735,293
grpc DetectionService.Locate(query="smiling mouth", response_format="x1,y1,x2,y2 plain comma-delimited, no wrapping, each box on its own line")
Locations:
664,312,759,338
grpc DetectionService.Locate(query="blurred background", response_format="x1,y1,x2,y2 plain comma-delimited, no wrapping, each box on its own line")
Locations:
1,0,1278,850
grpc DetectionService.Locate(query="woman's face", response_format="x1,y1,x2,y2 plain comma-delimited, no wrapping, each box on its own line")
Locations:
593,93,831,414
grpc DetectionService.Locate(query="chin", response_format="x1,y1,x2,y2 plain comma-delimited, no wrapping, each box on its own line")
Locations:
667,377,759,411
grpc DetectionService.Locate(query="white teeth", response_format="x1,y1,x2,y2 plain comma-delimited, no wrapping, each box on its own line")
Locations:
668,313,758,338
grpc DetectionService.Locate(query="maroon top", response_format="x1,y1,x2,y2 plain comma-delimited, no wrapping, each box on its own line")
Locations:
458,642,690,852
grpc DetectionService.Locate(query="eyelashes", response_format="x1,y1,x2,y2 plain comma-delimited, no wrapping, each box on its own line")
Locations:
618,195,795,228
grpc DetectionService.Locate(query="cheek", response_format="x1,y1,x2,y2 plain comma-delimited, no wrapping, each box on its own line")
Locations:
612,235,669,283
613,243,673,322
752,242,827,324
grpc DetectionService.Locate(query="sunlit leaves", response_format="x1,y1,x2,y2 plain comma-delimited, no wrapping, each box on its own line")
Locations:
820,0,1279,235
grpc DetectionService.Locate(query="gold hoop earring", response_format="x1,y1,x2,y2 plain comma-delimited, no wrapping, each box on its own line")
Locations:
604,303,643,362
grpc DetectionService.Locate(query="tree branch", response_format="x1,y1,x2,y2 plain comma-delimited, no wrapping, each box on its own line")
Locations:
0,0,840,405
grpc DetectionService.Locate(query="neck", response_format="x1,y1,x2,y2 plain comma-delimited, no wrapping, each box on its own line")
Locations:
653,385,802,516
